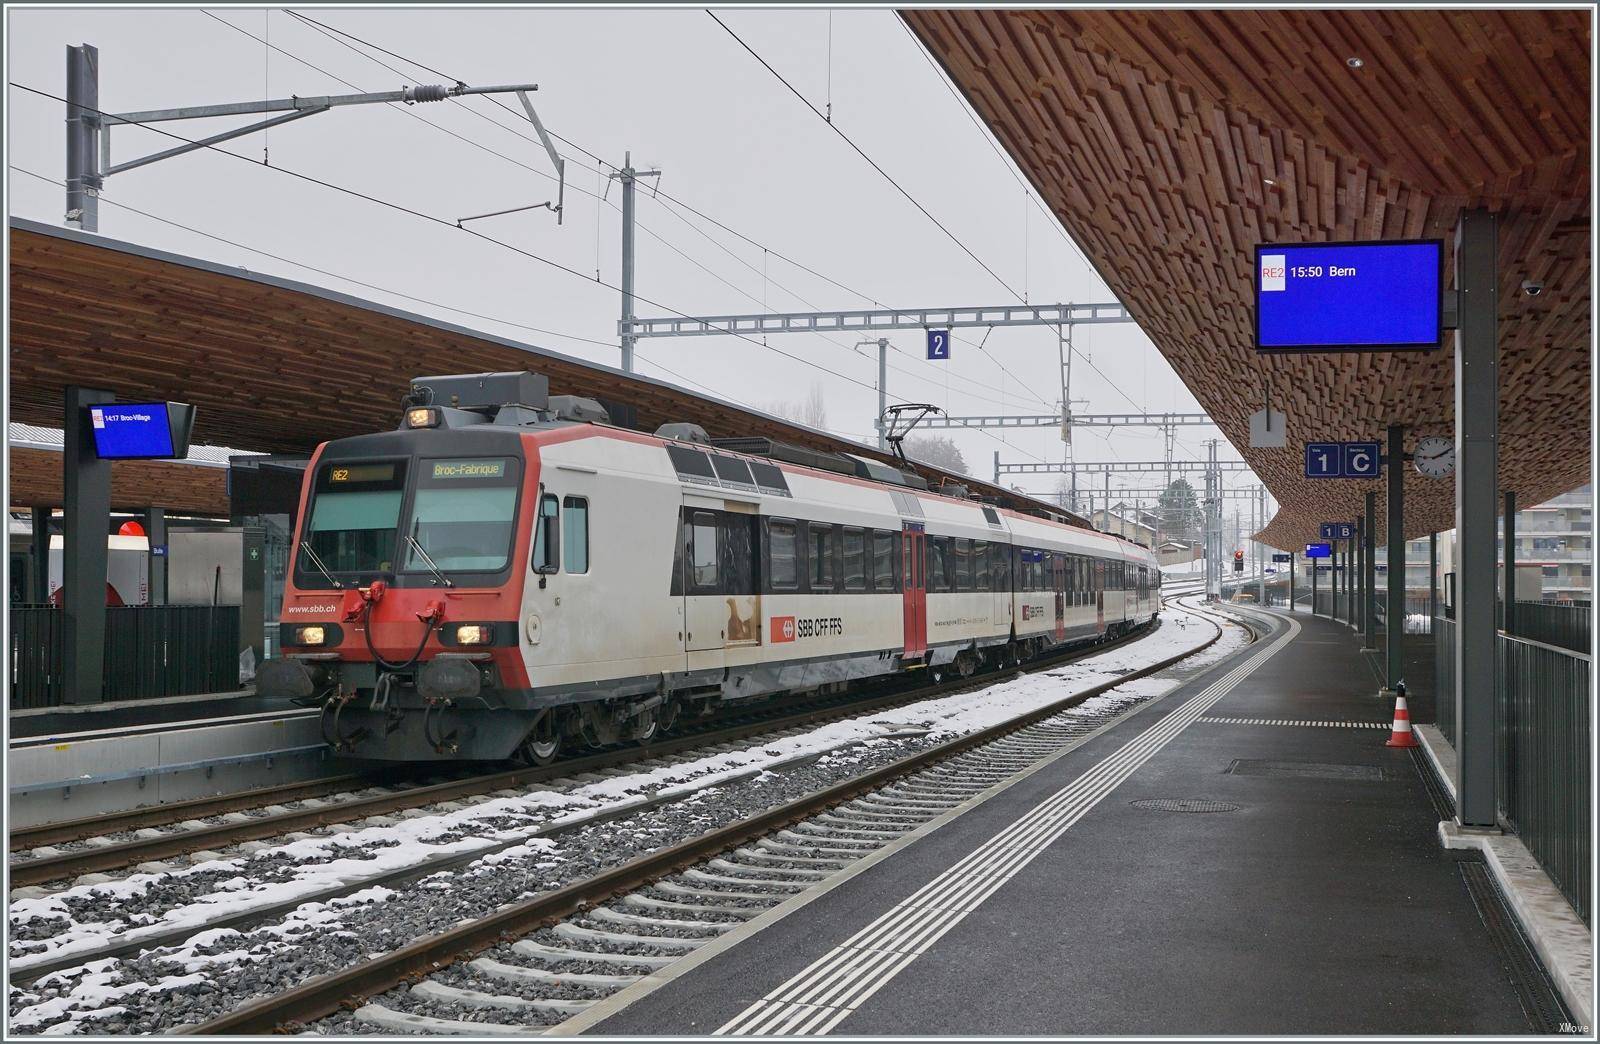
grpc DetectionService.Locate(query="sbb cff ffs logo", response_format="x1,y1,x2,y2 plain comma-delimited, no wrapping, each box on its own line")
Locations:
771,616,797,643
769,616,844,643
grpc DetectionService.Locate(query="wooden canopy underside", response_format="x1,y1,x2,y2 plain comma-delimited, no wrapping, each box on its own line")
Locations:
8,221,1079,527
903,9,1591,547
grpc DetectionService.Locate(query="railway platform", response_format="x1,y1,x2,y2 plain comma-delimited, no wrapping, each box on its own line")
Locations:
579,606,1574,1036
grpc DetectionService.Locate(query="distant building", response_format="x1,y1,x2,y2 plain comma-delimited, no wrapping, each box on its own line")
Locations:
1397,483,1591,609
1092,505,1157,547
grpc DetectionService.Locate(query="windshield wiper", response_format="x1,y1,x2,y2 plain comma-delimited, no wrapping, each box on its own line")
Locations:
299,541,344,589
406,535,454,588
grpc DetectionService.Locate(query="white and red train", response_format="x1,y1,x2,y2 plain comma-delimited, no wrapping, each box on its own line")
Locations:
257,372,1160,763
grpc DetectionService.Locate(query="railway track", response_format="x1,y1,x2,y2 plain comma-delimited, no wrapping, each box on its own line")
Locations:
8,638,1138,892
171,603,1240,1035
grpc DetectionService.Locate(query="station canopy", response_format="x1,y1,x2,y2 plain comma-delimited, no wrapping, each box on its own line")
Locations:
902,9,1590,547
7,218,1082,527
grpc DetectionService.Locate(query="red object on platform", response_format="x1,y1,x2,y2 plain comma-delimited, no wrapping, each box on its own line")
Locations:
1385,687,1420,748
118,520,146,537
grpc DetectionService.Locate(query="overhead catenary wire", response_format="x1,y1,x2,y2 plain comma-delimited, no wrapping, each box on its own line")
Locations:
267,8,1053,414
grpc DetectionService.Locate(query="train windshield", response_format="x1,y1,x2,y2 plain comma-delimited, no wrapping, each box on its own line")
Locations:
305,461,407,575
403,457,521,573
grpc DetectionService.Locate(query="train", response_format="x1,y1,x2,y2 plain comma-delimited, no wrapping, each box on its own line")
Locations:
256,371,1161,763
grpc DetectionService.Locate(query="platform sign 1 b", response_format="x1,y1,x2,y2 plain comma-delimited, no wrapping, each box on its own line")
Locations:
1305,441,1381,479
1320,522,1355,541
1255,239,1443,353
926,329,951,360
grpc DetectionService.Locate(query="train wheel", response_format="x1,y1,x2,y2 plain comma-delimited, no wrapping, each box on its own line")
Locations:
517,713,562,766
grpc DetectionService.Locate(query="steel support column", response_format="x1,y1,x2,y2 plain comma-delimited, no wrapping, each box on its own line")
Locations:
1429,531,1438,622
1454,208,1499,829
63,386,114,704
145,506,166,605
30,506,51,603
1364,492,1378,650
1385,426,1405,691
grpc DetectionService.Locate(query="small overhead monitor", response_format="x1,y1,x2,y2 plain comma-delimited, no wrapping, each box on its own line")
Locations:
1305,542,1333,559
88,401,196,460
1256,239,1443,352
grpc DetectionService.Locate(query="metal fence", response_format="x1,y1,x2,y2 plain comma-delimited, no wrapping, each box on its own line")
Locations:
1434,616,1456,745
1432,614,1589,925
1506,600,1590,655
1499,633,1590,924
9,605,241,708
9,605,64,709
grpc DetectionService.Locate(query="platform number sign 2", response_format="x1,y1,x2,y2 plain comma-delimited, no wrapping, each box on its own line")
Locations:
926,329,951,360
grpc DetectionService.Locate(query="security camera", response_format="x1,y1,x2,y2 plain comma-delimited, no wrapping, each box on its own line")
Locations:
1521,280,1544,297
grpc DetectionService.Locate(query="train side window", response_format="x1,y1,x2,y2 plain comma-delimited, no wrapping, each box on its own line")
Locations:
949,539,967,591
808,523,836,592
871,530,896,591
691,511,719,591
928,538,947,593
990,542,1009,592
768,519,798,590
531,492,559,573
562,496,589,574
973,540,990,590
842,527,867,591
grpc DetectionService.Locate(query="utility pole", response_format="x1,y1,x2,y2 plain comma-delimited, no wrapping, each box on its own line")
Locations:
65,44,100,231
613,152,661,374
861,337,889,449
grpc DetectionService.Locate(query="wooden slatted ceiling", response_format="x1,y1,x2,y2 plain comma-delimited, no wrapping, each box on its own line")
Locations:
903,9,1591,549
7,221,1080,527
8,448,229,516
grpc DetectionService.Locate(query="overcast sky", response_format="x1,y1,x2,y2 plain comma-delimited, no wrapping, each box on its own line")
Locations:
7,6,1263,521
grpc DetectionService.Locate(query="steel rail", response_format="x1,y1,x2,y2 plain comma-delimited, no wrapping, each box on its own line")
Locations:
183,616,1223,1035
9,629,1153,888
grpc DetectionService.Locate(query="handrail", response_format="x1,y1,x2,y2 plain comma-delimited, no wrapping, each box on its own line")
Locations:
1497,629,1593,662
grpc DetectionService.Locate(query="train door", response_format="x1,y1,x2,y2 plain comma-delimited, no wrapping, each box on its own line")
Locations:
1095,560,1107,634
991,542,1010,629
682,504,725,656
901,524,926,659
1052,554,1066,641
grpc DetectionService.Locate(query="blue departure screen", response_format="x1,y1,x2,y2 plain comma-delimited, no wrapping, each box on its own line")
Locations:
90,402,175,459
1304,542,1333,559
1256,240,1442,351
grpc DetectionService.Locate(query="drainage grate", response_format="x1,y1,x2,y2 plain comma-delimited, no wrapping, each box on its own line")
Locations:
1130,798,1240,814
1227,759,1387,782
1410,746,1456,820
1458,859,1574,1034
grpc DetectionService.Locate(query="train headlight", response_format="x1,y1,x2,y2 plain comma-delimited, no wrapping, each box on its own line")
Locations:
280,622,344,648
453,624,493,646
406,406,440,429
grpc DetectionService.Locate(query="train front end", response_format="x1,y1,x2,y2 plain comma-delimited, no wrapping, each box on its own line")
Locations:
257,373,547,762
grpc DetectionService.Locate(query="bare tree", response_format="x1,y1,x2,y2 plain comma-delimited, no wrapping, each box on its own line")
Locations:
761,383,829,430
903,435,969,477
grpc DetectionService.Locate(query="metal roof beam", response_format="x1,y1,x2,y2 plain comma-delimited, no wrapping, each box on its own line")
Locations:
623,302,1131,339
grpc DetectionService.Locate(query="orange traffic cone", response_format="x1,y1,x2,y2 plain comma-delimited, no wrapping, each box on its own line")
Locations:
1385,682,1419,748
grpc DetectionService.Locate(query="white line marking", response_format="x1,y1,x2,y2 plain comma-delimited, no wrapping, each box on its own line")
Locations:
714,614,1299,1036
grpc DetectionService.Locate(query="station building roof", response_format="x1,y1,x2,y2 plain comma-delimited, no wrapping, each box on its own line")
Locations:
903,9,1590,548
7,218,1088,529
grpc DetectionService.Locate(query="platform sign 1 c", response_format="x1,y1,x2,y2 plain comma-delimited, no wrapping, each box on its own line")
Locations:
926,329,951,360
1305,441,1382,479
1255,239,1443,353
1305,542,1332,559
1320,522,1356,541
